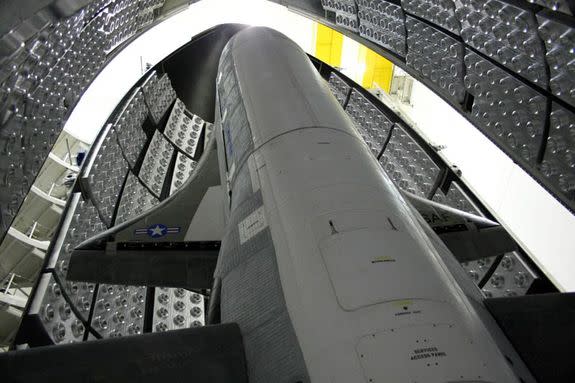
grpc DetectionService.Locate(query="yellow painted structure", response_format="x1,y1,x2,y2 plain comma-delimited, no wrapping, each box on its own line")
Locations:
313,23,343,68
313,23,393,93
360,46,393,92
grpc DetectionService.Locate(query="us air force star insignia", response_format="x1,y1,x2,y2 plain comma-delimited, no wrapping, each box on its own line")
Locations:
149,224,166,237
134,224,180,238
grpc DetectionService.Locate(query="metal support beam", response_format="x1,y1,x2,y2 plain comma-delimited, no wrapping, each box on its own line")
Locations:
485,293,575,383
2,323,248,383
68,241,220,289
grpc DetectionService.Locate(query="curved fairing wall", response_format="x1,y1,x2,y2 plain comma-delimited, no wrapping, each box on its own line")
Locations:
0,0,574,245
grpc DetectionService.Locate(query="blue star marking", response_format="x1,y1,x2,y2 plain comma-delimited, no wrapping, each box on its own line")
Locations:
147,224,167,238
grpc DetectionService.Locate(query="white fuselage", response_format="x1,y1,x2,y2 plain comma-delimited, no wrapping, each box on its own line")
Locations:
218,27,529,383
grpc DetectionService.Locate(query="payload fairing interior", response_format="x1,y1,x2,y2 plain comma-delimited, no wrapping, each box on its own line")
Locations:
0,1,574,382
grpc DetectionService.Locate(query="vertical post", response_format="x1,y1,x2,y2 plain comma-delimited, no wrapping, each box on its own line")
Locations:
65,138,74,166
6,273,15,294
29,222,38,239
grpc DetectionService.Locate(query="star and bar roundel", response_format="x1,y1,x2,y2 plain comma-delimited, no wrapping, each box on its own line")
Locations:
134,224,181,238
